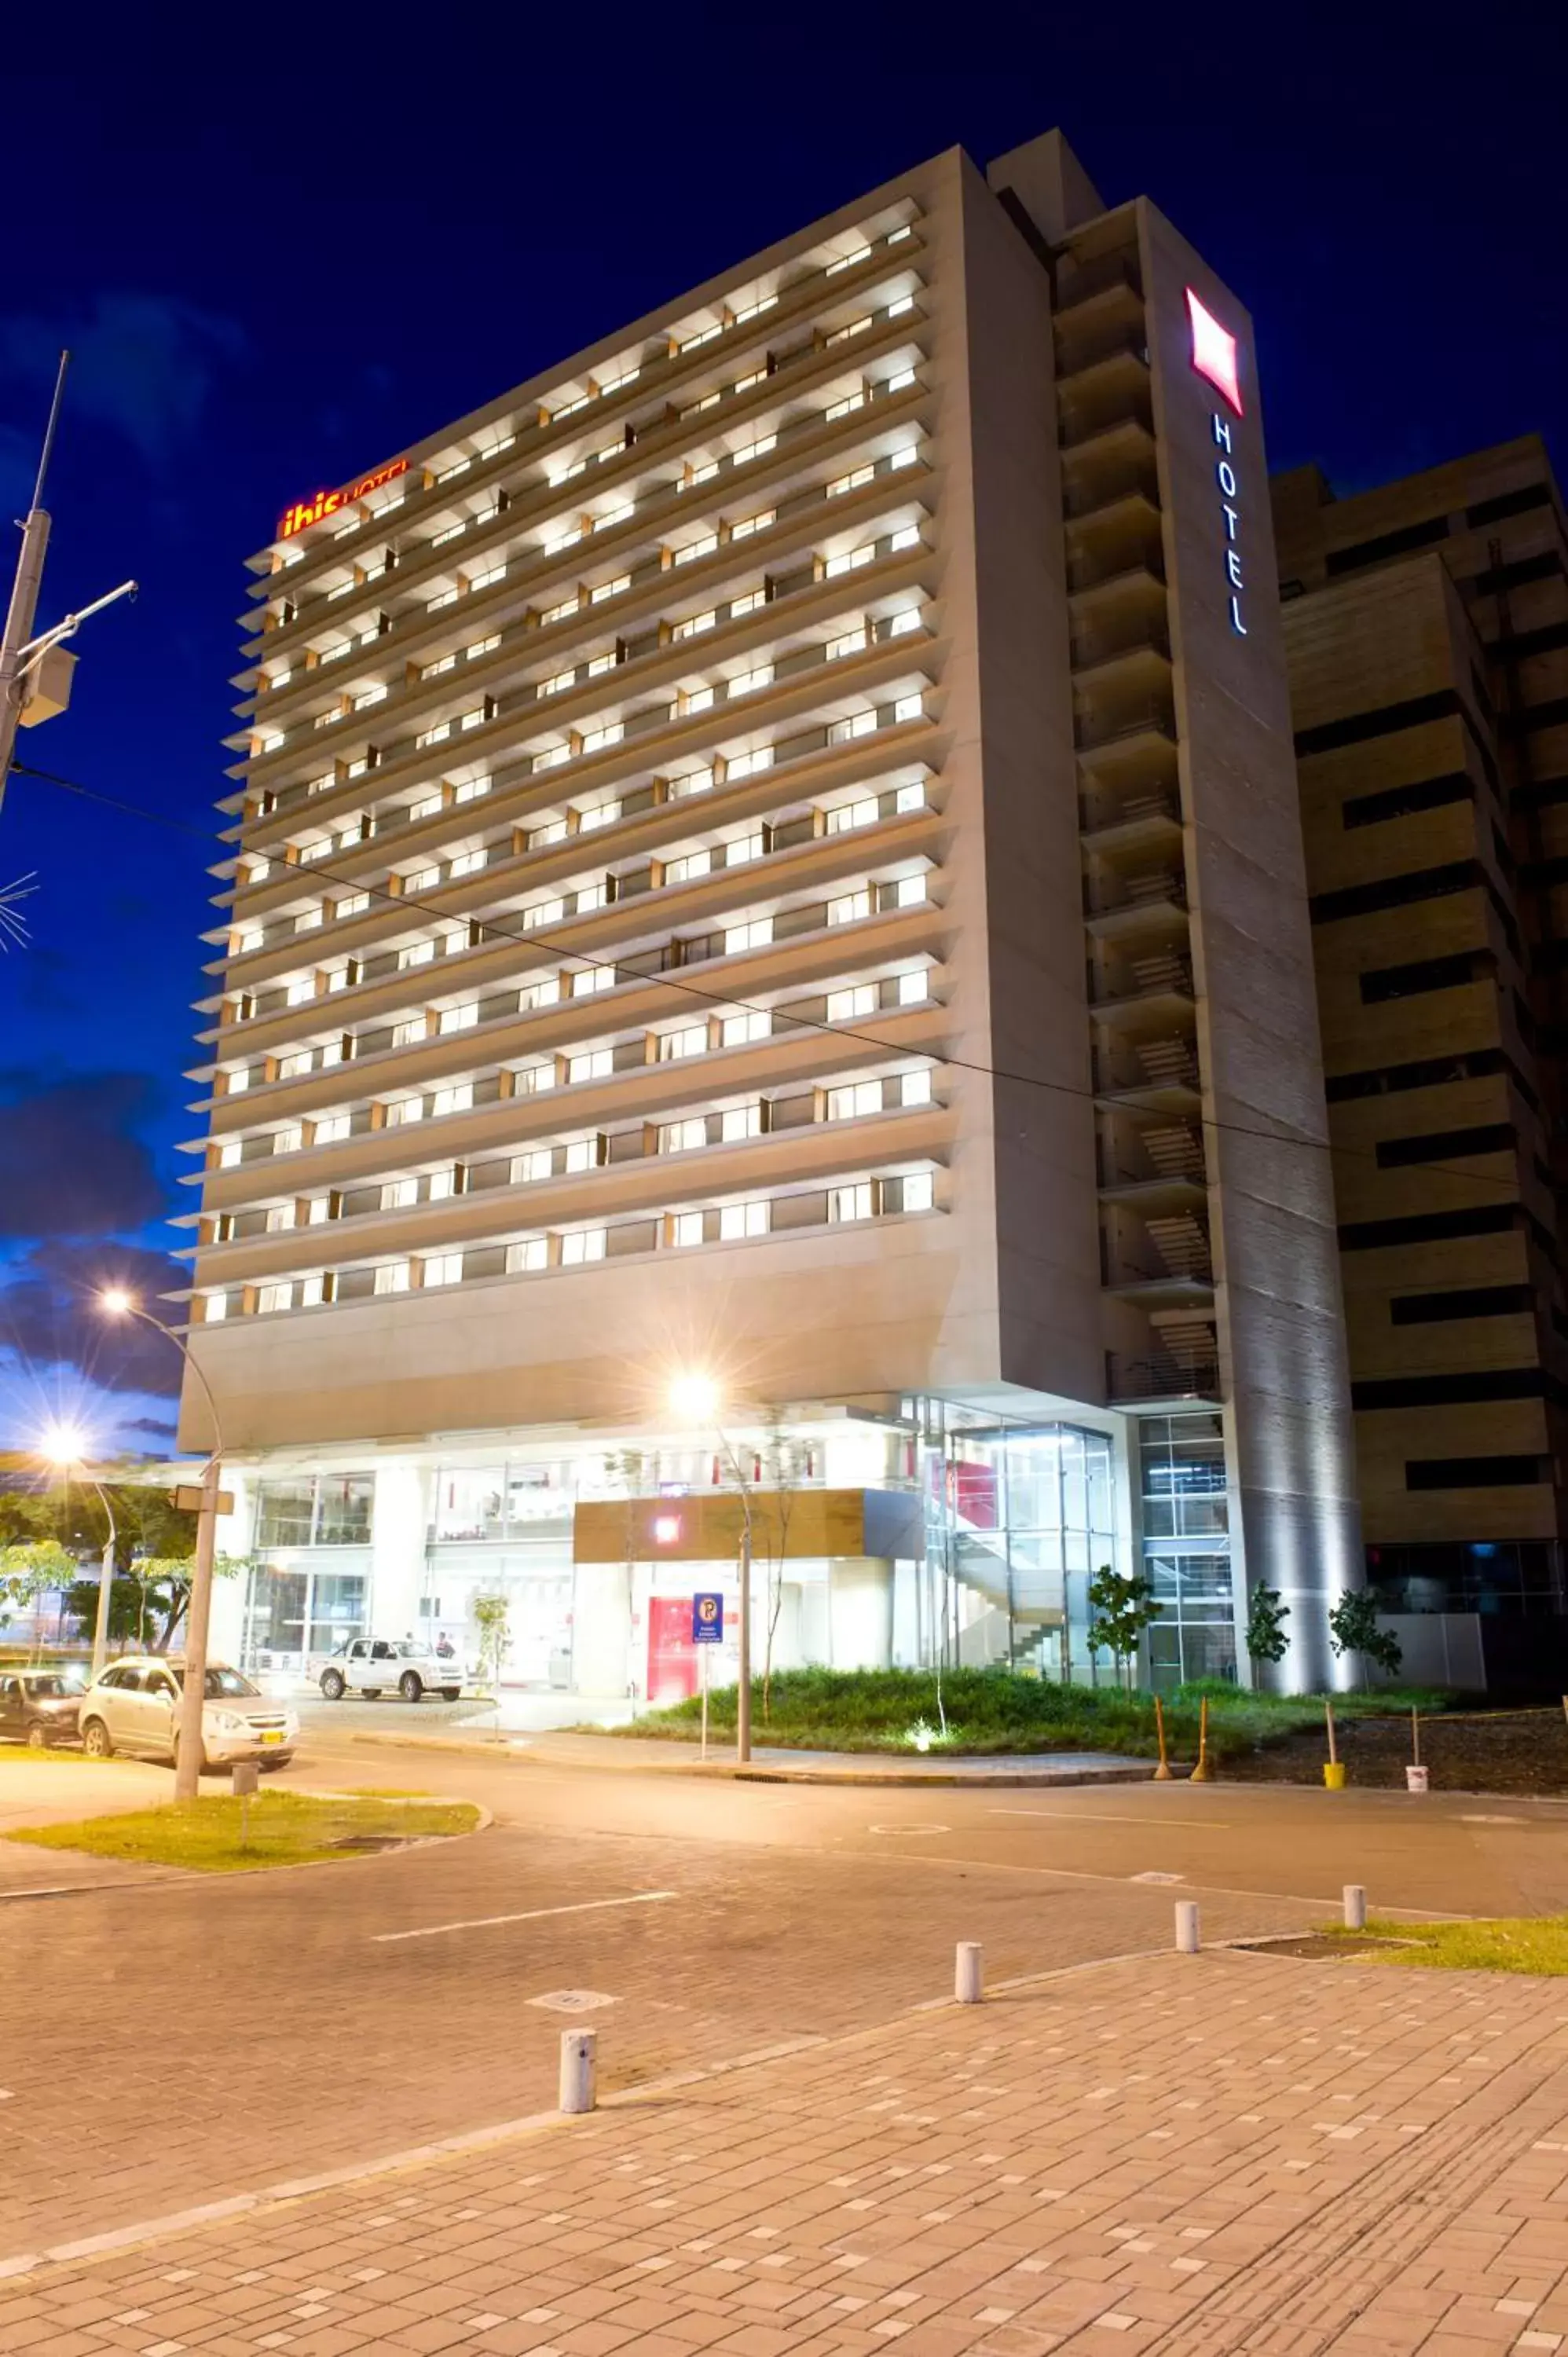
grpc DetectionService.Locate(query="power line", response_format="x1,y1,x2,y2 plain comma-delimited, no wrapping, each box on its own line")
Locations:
6,753,1543,1213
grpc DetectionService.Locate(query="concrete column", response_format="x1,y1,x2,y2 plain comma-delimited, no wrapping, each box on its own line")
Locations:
368,1461,432,1637
572,1561,632,1696
829,1558,893,1670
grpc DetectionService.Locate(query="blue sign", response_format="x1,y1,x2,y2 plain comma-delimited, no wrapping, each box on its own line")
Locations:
692,1591,724,1645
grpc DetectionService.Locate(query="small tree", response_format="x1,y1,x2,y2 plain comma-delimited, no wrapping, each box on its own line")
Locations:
1245,1582,1291,1673
1328,1588,1401,1684
1,1541,77,1654
472,1592,511,1738
1086,1563,1161,1692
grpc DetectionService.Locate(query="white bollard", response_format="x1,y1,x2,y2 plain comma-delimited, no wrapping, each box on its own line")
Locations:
1343,1883,1367,1932
559,2028,597,2113
954,1941,984,2004
1174,1901,1200,1954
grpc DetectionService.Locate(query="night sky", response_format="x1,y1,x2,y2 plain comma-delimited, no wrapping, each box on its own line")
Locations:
2,9,1563,1456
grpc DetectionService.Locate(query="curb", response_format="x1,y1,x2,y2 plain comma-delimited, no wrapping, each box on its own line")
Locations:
343,1730,1163,1787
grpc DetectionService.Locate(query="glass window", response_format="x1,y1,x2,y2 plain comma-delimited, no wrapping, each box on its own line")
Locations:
316,1475,374,1546
435,1468,505,1541
255,1478,316,1549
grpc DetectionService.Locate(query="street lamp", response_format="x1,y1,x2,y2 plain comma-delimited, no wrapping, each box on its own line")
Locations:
97,1289,226,1803
37,1420,116,1681
670,1372,754,1765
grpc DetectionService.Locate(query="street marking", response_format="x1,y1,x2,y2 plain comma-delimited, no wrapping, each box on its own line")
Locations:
987,1809,1234,1828
372,1890,677,1943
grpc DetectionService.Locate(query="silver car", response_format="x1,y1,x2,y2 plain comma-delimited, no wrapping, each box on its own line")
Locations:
78,1658,298,1771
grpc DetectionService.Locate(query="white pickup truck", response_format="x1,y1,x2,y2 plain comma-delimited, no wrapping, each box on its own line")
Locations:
318,1637,465,1703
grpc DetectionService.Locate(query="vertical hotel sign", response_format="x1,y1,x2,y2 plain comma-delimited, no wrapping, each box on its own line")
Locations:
1185,289,1247,637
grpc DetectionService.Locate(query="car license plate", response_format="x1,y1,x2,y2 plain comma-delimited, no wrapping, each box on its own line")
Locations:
261,1730,284,1746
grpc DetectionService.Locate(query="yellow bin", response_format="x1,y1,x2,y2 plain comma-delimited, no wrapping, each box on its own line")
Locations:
1323,1761,1346,1791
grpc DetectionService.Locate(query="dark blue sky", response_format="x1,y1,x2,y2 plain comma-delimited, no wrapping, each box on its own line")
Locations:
1,6,1563,1452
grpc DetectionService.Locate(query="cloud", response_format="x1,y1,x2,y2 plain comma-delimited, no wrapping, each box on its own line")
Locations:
0,1240,189,1398
0,1069,167,1238
0,292,245,467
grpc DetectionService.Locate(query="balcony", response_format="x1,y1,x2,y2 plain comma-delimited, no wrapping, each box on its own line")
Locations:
1107,1350,1221,1406
1079,783,1181,848
1053,251,1143,319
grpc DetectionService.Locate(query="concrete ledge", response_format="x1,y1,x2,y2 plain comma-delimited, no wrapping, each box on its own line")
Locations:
346,1729,1162,1786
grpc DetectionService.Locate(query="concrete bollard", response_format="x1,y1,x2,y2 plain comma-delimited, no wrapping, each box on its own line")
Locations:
955,1941,984,2004
1174,1901,1200,1954
1343,1883,1367,1932
559,2028,597,2113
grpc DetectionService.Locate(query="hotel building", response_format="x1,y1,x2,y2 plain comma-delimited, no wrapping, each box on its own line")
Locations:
181,127,1361,1703
1273,438,1568,1625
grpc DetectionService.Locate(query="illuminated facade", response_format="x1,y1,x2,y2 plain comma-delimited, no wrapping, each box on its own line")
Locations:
181,128,1361,1701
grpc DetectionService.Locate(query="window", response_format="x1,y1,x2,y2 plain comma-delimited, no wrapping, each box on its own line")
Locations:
720,1105,761,1142
728,663,773,696
725,916,773,953
892,874,925,907
575,965,616,996
265,1202,296,1233
722,1009,770,1046
518,976,562,1010
830,1181,874,1222
279,1050,313,1080
659,1025,707,1061
901,1171,934,1211
543,594,579,626
542,667,577,697
674,533,720,566
592,574,630,604
400,940,436,970
663,1118,706,1153
299,1274,325,1307
671,767,714,797
236,926,263,955
883,368,918,395
225,1067,251,1094
338,891,369,917
828,1080,882,1120
901,1069,932,1105
829,889,871,926
679,684,715,715
513,1149,554,1184
204,1292,229,1321
664,849,712,885
393,1017,427,1047
532,745,571,774
563,1138,599,1173
567,1048,613,1083
671,1211,703,1248
727,746,773,781
383,1177,418,1210
287,976,317,1006
423,1252,463,1288
733,434,776,466
827,798,877,834
273,1124,304,1155
432,1082,473,1117
827,626,867,661
578,800,621,831
258,1281,293,1314
725,832,764,865
826,464,875,499
449,848,487,877
896,969,928,1003
307,1195,332,1222
374,1262,411,1296
314,1112,350,1145
827,984,876,1022
507,1238,548,1273
828,711,877,745
720,1200,768,1239
580,722,623,753
219,1139,243,1168
439,1002,479,1033
730,509,775,542
893,694,923,723
561,1228,606,1264
386,1097,424,1126
674,609,716,641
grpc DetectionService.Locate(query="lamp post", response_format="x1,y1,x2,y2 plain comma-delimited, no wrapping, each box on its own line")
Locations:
36,1422,116,1680
670,1373,753,1765
98,1290,225,1803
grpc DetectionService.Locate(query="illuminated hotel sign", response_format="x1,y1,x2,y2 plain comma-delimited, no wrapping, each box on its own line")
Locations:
277,456,409,541
1185,289,1248,638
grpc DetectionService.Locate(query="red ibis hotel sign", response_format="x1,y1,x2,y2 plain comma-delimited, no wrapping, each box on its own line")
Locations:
1185,288,1249,638
277,456,408,541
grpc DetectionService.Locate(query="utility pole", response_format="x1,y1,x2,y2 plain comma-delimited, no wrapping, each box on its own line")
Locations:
0,352,137,824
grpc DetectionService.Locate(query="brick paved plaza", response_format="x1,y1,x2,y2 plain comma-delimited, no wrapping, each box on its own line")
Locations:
4,1944,1568,2355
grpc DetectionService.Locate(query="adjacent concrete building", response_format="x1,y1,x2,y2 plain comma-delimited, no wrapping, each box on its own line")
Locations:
178,128,1361,1703
1273,437,1568,1622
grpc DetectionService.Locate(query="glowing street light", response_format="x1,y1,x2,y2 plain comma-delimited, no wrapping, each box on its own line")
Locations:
670,1369,753,1765
35,1420,116,1681
96,1286,226,1802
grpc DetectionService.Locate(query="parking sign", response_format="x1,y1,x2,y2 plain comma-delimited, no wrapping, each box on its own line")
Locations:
691,1591,724,1644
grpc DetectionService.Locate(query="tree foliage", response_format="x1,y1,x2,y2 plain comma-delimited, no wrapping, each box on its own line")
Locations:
1244,1582,1291,1668
1086,1563,1161,1690
1328,1587,1403,1678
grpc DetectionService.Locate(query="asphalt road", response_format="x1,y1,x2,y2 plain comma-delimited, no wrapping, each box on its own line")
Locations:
5,1718,1568,2265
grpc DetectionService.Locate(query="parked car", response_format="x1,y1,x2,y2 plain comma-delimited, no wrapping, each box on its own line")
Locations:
77,1658,298,1769
319,1637,465,1703
0,1670,83,1749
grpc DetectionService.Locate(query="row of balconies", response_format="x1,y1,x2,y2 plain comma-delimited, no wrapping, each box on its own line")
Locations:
228,494,934,874
195,1161,940,1325
245,315,929,698
251,222,925,605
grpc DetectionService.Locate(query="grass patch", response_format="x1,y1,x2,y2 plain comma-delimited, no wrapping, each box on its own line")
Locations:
1332,1915,1568,1976
613,1666,1452,1761
6,1790,480,1873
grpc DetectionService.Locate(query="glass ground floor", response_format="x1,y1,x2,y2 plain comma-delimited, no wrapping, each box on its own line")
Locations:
206,1395,1248,1703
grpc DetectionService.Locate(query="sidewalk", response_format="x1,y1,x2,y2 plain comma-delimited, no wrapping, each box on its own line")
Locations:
350,1724,1160,1786
6,1939,1568,2352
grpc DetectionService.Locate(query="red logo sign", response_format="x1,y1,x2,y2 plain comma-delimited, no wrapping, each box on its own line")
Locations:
277,457,410,541
1185,289,1244,417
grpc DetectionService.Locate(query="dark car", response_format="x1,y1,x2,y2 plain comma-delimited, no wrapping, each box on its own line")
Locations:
0,1671,83,1748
